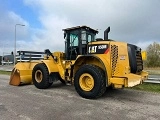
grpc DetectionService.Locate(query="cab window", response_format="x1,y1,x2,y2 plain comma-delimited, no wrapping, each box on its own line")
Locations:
88,33,96,42
70,33,78,46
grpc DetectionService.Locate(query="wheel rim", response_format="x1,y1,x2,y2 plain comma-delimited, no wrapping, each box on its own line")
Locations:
35,70,43,83
79,73,94,91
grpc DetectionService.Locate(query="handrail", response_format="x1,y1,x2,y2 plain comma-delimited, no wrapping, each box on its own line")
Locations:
16,51,45,62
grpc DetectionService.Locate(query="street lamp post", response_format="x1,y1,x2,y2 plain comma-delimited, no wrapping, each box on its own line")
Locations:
14,24,25,66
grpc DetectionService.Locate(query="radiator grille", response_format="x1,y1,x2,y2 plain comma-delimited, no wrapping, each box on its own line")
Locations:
136,51,143,72
111,45,118,75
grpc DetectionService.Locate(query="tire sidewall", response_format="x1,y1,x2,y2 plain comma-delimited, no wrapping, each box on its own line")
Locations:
32,63,51,89
74,65,104,98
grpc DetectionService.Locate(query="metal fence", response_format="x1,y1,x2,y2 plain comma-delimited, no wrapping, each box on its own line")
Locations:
144,78,160,84
16,51,45,62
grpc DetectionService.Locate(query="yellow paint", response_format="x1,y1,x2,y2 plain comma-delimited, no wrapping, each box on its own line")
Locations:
9,61,39,86
109,70,148,88
79,73,94,91
10,40,148,89
110,78,125,85
113,84,123,89
35,70,43,83
141,51,147,60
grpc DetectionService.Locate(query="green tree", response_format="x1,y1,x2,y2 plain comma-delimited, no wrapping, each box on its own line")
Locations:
146,42,160,67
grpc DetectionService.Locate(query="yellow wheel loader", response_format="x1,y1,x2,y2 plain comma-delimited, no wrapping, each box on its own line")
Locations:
9,26,148,99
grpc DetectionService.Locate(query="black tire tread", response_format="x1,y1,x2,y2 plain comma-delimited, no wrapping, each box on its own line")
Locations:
32,63,52,89
74,64,106,99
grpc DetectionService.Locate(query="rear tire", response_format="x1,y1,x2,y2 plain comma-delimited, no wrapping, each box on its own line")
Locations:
32,63,53,89
74,64,106,99
128,44,137,73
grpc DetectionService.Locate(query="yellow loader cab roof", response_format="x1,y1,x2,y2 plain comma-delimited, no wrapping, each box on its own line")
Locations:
88,39,114,44
62,25,99,34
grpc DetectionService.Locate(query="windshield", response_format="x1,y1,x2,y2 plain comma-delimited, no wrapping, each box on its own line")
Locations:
70,33,78,46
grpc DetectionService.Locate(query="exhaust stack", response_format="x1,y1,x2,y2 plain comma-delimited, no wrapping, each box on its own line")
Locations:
104,27,110,40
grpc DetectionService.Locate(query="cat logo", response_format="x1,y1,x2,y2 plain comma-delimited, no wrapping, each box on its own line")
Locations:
88,46,97,53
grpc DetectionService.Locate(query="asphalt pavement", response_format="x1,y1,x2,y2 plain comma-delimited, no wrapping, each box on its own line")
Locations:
0,74,160,120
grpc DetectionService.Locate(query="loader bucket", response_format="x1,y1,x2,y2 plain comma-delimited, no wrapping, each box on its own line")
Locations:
9,62,39,86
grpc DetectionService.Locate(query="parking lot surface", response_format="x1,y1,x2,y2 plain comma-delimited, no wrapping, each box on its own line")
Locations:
0,74,160,120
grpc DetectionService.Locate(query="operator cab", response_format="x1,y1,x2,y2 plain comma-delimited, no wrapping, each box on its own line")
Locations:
63,26,98,60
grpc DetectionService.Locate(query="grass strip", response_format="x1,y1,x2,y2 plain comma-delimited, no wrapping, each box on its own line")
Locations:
130,83,160,93
0,70,11,75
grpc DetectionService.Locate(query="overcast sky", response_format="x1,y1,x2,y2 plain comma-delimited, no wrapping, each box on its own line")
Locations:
0,0,160,55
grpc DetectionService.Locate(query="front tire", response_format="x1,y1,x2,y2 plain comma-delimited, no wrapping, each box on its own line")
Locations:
32,63,53,89
74,64,106,99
